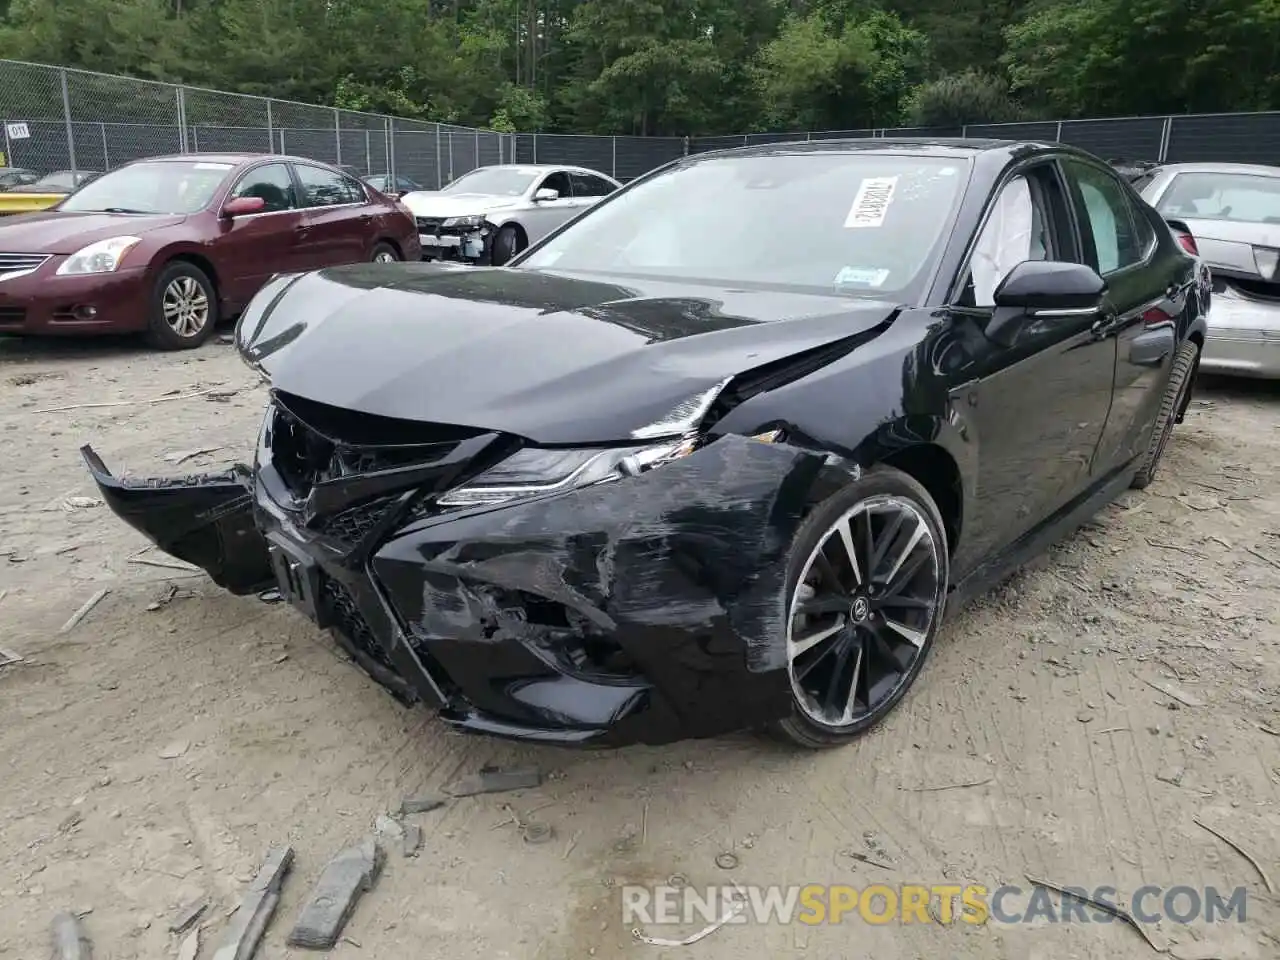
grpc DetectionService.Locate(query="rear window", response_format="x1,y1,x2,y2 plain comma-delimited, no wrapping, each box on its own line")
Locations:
1155,172,1280,224
519,153,969,300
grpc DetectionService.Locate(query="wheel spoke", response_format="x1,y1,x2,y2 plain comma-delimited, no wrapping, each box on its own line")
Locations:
836,513,863,588
811,551,844,595
882,549,931,599
790,619,846,660
797,594,852,617
883,520,927,584
867,510,905,580
822,640,854,715
878,594,931,610
840,640,864,723
881,616,927,648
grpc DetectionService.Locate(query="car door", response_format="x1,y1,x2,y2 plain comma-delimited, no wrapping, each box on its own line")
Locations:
945,159,1119,574
1060,158,1180,475
212,161,310,310
522,170,576,243
291,163,372,268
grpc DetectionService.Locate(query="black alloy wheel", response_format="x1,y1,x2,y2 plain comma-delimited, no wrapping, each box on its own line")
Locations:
773,466,948,748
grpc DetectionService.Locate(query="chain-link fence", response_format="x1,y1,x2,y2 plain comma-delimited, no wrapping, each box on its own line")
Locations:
4,58,1280,191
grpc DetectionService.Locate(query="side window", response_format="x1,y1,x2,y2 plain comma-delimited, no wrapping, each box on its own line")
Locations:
539,171,572,198
294,165,364,208
1064,160,1145,274
570,173,614,197
969,176,1042,307
229,163,296,213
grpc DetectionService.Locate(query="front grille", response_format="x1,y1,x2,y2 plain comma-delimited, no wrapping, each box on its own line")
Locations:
415,216,444,233
0,253,50,276
317,495,398,544
0,306,25,325
322,578,394,669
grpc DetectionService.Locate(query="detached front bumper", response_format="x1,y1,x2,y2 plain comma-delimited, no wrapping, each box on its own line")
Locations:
415,219,495,264
83,433,841,747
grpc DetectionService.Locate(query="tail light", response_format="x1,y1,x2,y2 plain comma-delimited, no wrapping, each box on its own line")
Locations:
1174,230,1198,256
1141,306,1175,327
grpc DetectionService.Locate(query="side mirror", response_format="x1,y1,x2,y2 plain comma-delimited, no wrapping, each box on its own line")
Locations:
986,261,1106,346
533,187,559,202
222,196,266,218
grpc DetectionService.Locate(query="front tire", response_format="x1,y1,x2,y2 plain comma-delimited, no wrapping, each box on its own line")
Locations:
771,466,949,749
490,224,525,266
1131,340,1198,489
146,262,217,351
371,242,400,263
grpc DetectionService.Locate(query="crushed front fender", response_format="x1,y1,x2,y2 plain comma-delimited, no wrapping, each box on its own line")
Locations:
81,445,273,594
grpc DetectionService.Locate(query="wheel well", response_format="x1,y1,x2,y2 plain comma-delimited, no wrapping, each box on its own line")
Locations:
165,253,219,301
501,221,528,248
375,237,402,258
1188,329,1204,349
879,444,963,554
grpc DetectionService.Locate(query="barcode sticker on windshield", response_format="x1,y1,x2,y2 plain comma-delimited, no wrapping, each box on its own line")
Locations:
844,176,898,228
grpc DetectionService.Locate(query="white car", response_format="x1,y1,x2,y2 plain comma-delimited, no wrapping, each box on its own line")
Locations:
400,164,621,265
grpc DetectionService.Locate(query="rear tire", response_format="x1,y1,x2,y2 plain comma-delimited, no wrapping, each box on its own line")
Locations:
371,242,400,263
145,262,217,351
771,465,949,749
490,224,525,266
1131,340,1198,489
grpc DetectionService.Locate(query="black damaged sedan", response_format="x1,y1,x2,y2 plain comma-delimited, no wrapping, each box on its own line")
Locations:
86,139,1207,748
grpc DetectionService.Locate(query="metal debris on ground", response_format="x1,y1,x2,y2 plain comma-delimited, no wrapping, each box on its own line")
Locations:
399,794,446,815
61,496,102,511
168,896,208,934
211,845,293,960
714,852,739,870
1025,874,1162,953
50,910,92,960
287,837,383,950
1193,816,1275,894
633,882,748,947
59,588,109,634
163,446,224,465
445,766,542,797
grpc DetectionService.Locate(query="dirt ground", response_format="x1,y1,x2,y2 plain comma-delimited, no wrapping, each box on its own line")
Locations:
1,334,1278,960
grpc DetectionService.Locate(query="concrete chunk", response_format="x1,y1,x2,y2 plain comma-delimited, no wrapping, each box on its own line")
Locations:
287,837,383,950
445,766,541,797
51,911,92,960
211,846,294,960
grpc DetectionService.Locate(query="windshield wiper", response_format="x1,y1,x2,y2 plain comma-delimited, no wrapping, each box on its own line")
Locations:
92,207,152,214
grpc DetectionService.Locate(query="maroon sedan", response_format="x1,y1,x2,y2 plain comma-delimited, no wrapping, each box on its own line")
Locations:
0,154,420,349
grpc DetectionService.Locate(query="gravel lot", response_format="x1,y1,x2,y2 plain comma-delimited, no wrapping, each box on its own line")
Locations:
1,335,1278,960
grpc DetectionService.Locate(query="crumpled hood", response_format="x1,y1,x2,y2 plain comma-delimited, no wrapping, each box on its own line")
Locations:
0,211,186,254
399,191,520,219
236,263,898,445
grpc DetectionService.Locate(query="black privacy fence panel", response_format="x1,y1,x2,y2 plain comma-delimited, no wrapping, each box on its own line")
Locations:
4,60,1280,189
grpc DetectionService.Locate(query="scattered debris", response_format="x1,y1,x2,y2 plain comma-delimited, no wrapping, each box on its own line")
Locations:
1193,816,1275,894
402,821,423,858
522,821,553,844
1144,537,1205,559
841,850,893,869
445,766,541,797
58,811,83,833
374,815,404,845
169,896,208,934
903,776,994,792
1258,723,1280,737
34,386,224,415
210,845,293,960
1156,768,1185,787
177,929,200,960
561,830,581,861
128,554,200,574
633,882,748,947
61,496,102,511
1141,678,1204,708
400,794,446,815
158,740,191,760
1076,709,1096,724
204,389,240,403
287,837,382,949
147,584,182,612
0,644,23,668
1244,546,1280,572
163,446,224,465
1025,874,1162,953
50,910,92,960
714,852,739,870
257,588,283,604
59,588,109,634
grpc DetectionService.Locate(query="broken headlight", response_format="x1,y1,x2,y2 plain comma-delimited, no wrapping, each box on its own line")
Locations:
436,438,697,508
442,215,486,229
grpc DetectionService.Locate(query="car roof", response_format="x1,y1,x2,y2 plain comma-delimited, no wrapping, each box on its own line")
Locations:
1147,162,1280,177
463,163,617,177
687,137,1059,160
132,152,341,168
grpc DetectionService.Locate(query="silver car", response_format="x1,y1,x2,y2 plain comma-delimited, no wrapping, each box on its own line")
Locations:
400,164,621,266
1140,162,1280,378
